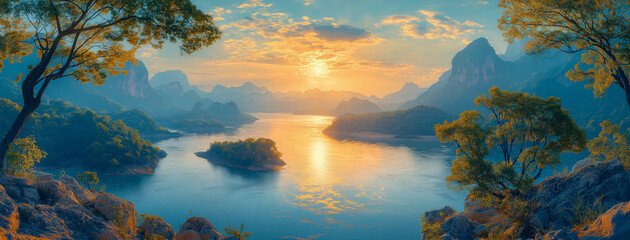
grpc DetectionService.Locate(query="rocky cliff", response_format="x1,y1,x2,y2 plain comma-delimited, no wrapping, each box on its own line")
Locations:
0,173,237,240
423,159,630,240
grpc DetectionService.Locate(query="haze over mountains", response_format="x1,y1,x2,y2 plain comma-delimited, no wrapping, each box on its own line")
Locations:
401,37,630,134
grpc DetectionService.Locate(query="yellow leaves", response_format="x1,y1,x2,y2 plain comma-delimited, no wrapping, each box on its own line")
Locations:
5,136,47,177
587,120,630,168
499,0,630,100
436,87,585,200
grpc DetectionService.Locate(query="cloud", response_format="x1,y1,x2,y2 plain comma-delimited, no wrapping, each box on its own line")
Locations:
382,10,483,40
237,0,272,9
304,0,314,6
226,11,382,68
313,25,371,42
210,7,232,21
461,1,489,6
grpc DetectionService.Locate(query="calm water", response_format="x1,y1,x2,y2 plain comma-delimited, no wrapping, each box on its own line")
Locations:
100,113,466,239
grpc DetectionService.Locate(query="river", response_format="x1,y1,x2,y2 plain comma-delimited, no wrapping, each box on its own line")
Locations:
101,113,467,239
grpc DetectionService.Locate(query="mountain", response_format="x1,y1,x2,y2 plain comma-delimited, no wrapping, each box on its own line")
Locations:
150,70,192,90
401,37,630,134
332,97,382,116
153,81,207,110
324,105,454,139
401,38,524,113
378,82,427,104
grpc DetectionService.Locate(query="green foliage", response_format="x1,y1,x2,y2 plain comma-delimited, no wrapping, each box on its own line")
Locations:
5,136,46,177
420,215,444,240
0,98,162,171
111,109,171,136
224,223,252,240
324,105,454,136
498,0,630,103
435,87,586,200
206,138,283,166
77,170,99,191
169,119,225,134
564,195,605,231
587,120,630,168
0,0,221,86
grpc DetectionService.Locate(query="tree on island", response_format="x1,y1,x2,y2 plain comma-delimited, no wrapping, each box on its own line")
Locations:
0,0,222,171
498,0,630,108
435,87,586,200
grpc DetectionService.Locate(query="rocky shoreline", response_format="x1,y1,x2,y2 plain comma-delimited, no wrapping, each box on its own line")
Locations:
0,173,236,239
422,159,630,240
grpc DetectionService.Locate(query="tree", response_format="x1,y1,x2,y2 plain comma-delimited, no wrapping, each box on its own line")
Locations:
587,120,630,168
498,0,630,108
5,136,46,177
434,87,586,200
0,0,221,171
77,170,99,191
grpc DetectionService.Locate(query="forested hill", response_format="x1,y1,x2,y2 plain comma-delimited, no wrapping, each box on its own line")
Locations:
323,105,454,138
0,98,165,175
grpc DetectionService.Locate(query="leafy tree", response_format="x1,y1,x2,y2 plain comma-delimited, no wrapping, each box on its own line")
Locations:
587,120,630,168
435,87,586,200
0,0,221,171
5,136,46,177
77,170,99,191
498,0,630,108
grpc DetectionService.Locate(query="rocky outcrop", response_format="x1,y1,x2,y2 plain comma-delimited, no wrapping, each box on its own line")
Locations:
422,159,630,240
579,201,630,239
140,215,176,240
533,159,630,231
0,175,122,239
176,216,236,240
0,174,232,240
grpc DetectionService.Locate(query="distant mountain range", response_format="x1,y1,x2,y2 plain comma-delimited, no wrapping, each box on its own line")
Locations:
401,37,630,134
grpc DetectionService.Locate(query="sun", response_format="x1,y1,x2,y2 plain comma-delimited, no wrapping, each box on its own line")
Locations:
307,59,330,79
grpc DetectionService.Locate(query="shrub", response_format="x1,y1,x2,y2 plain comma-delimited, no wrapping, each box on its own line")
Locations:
224,223,252,240
587,120,630,169
5,136,46,177
420,215,443,240
77,171,100,191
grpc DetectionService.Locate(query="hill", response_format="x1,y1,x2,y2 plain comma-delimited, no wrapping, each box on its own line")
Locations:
0,99,165,175
323,105,454,139
332,97,382,116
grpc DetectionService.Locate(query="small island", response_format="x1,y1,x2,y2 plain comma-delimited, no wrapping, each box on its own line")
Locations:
195,138,286,171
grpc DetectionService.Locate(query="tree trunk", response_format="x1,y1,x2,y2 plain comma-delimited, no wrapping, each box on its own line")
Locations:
615,68,630,109
0,102,37,172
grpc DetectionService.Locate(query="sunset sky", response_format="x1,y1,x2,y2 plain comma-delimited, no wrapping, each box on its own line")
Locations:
137,0,508,97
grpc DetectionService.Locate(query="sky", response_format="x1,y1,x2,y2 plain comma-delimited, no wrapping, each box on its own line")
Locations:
137,0,508,97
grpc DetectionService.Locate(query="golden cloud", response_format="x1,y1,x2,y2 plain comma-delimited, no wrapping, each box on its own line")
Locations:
382,10,483,40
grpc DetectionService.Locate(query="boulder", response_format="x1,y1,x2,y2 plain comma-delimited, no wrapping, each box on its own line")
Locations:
534,159,630,229
177,216,223,240
35,179,81,207
93,192,137,237
0,175,39,204
59,175,95,204
140,215,175,240
439,215,479,240
423,206,456,225
579,201,630,240
0,185,19,238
